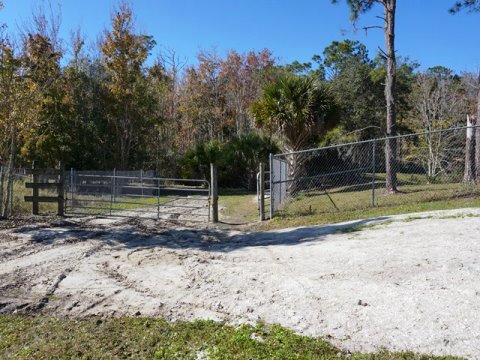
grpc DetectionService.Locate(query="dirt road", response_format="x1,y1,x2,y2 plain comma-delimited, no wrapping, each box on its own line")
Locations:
1,209,480,358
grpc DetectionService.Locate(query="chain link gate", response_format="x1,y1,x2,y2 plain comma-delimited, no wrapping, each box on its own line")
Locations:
65,170,211,222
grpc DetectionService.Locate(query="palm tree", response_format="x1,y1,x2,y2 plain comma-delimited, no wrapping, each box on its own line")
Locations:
250,74,337,191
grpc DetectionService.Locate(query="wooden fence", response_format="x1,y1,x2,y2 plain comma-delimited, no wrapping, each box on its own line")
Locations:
25,164,64,216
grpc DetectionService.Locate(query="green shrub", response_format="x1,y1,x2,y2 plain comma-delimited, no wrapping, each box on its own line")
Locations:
181,134,279,190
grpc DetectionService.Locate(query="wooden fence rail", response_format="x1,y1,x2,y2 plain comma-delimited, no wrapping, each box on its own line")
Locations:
24,164,64,216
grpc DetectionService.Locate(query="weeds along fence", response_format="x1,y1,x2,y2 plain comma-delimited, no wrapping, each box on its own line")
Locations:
0,167,30,217
269,125,480,219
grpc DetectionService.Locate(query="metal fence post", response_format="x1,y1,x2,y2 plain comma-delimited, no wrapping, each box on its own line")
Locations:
256,172,260,211
207,177,211,223
157,179,160,220
70,168,74,212
464,115,475,184
371,140,376,207
110,168,115,215
259,162,265,221
113,168,117,203
7,165,13,217
210,163,218,223
269,153,274,219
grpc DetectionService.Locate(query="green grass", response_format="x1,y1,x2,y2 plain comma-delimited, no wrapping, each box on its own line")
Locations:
219,192,259,224
0,315,463,360
12,173,480,229
334,222,389,233
10,180,58,215
218,175,480,230
260,196,480,231
11,177,187,216
265,182,480,230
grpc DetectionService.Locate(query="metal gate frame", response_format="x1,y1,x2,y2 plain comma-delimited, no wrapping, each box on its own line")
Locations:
65,170,211,222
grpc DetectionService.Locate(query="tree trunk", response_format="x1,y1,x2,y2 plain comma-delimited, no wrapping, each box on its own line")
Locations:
286,153,299,196
286,151,307,196
464,115,475,184
475,73,480,182
2,131,16,218
0,165,4,217
384,0,398,193
120,135,126,170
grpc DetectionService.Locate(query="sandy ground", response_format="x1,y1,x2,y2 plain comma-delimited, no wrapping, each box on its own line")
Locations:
1,208,480,358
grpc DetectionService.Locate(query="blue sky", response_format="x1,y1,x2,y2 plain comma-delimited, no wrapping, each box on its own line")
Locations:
1,0,479,73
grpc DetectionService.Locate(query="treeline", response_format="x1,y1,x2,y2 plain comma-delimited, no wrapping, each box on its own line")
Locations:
0,2,479,186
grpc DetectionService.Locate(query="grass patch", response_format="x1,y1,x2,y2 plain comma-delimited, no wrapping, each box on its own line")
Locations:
259,178,480,230
10,179,58,215
437,213,480,220
281,182,479,218
218,179,480,230
334,215,455,234
219,192,259,224
260,196,480,231
0,315,463,359
334,221,393,233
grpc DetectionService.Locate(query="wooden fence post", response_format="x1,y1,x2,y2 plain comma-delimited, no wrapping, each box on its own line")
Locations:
210,163,218,223
32,161,39,215
259,162,265,221
25,163,65,216
57,162,64,216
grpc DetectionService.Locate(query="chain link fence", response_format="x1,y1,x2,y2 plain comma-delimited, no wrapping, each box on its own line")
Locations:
269,126,480,219
0,168,163,218
65,169,211,222
1,168,212,222
0,167,31,218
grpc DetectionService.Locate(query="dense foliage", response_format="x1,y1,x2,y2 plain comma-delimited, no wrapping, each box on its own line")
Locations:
0,1,478,191
181,134,278,189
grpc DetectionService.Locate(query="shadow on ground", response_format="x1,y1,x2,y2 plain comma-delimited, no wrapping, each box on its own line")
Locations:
11,215,390,253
